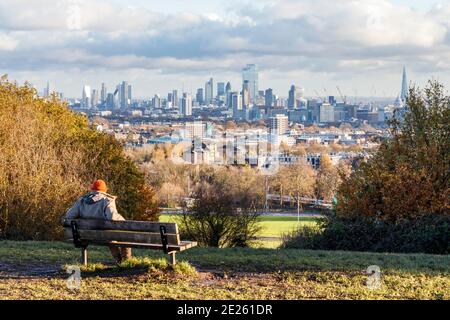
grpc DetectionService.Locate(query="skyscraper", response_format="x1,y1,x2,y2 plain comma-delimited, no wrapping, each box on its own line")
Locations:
231,91,242,119
196,88,204,104
152,94,161,109
265,88,273,107
242,64,258,103
217,82,225,97
81,85,91,109
172,90,178,108
401,66,408,103
101,83,107,105
242,80,250,108
119,81,131,109
225,82,232,108
44,81,51,97
181,93,192,116
288,85,303,109
91,89,99,108
205,78,214,104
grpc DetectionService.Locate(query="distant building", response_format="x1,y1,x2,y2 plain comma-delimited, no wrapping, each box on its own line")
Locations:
265,88,274,107
231,92,242,119
152,94,161,109
81,85,91,109
184,121,204,139
91,89,99,108
242,64,258,103
288,85,303,109
172,90,178,108
319,103,334,123
181,93,192,116
101,83,107,105
401,65,408,103
270,114,289,135
242,80,250,108
196,88,204,105
225,82,232,108
205,78,214,104
217,82,225,97
118,81,131,109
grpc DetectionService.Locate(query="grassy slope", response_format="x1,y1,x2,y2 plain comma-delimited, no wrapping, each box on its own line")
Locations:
0,241,449,300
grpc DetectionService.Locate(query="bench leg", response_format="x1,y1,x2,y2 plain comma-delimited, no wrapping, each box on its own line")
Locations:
81,247,88,266
169,252,176,266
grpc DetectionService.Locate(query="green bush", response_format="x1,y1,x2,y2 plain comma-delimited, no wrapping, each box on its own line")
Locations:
282,215,450,254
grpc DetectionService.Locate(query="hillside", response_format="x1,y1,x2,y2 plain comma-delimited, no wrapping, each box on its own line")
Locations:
0,241,448,300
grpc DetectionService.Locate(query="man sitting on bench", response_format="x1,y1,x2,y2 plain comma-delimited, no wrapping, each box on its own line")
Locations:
65,179,131,263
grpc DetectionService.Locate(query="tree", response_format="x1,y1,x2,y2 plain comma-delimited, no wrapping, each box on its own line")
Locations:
0,77,159,240
336,80,450,221
315,154,341,201
284,162,316,217
179,166,264,247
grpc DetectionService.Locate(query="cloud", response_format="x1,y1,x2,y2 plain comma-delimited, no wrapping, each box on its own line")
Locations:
0,33,18,51
0,0,449,96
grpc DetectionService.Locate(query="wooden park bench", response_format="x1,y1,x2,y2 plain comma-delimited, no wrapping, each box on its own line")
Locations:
63,219,197,266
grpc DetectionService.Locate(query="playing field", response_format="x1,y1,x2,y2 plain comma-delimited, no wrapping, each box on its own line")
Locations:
159,214,318,248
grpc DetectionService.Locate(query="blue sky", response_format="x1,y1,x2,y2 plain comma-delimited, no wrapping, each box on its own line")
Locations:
0,0,449,98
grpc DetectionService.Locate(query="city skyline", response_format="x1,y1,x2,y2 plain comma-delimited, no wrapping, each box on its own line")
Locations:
0,0,449,97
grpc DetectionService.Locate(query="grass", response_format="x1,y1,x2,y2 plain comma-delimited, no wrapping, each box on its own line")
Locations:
0,241,449,300
159,214,316,249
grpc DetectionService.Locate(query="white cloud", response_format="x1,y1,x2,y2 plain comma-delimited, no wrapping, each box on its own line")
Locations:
0,0,449,96
0,33,18,51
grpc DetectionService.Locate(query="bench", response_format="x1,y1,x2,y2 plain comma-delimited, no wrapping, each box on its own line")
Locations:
63,219,197,266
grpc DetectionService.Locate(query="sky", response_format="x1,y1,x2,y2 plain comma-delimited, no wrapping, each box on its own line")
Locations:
0,0,449,99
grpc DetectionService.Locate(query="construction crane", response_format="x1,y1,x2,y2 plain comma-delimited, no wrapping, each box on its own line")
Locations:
336,86,347,104
313,89,323,102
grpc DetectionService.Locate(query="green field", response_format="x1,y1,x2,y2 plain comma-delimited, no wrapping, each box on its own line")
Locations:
160,214,316,238
0,241,448,300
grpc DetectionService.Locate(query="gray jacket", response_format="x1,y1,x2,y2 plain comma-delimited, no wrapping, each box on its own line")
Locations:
64,191,125,221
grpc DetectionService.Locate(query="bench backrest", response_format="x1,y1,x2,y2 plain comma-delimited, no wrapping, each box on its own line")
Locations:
64,219,180,245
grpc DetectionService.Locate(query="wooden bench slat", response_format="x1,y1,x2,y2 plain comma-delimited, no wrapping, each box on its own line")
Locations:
64,239,197,252
64,228,180,245
63,219,178,234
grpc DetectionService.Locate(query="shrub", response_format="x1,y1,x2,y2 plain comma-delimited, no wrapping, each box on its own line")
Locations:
179,166,263,247
282,215,450,254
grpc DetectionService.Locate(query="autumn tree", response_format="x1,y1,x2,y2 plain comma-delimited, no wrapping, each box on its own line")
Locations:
0,77,159,240
336,80,450,221
283,162,316,216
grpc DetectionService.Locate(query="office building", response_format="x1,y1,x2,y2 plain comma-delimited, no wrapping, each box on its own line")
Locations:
225,82,232,108
242,80,250,108
181,93,192,116
81,85,91,109
288,85,303,109
101,83,107,104
319,103,334,123
196,88,204,104
217,82,225,97
172,90,178,108
242,64,258,103
205,78,214,104
265,88,273,107
231,92,242,119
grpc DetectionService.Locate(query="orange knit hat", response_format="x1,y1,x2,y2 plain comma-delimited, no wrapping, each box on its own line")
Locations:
91,179,108,193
